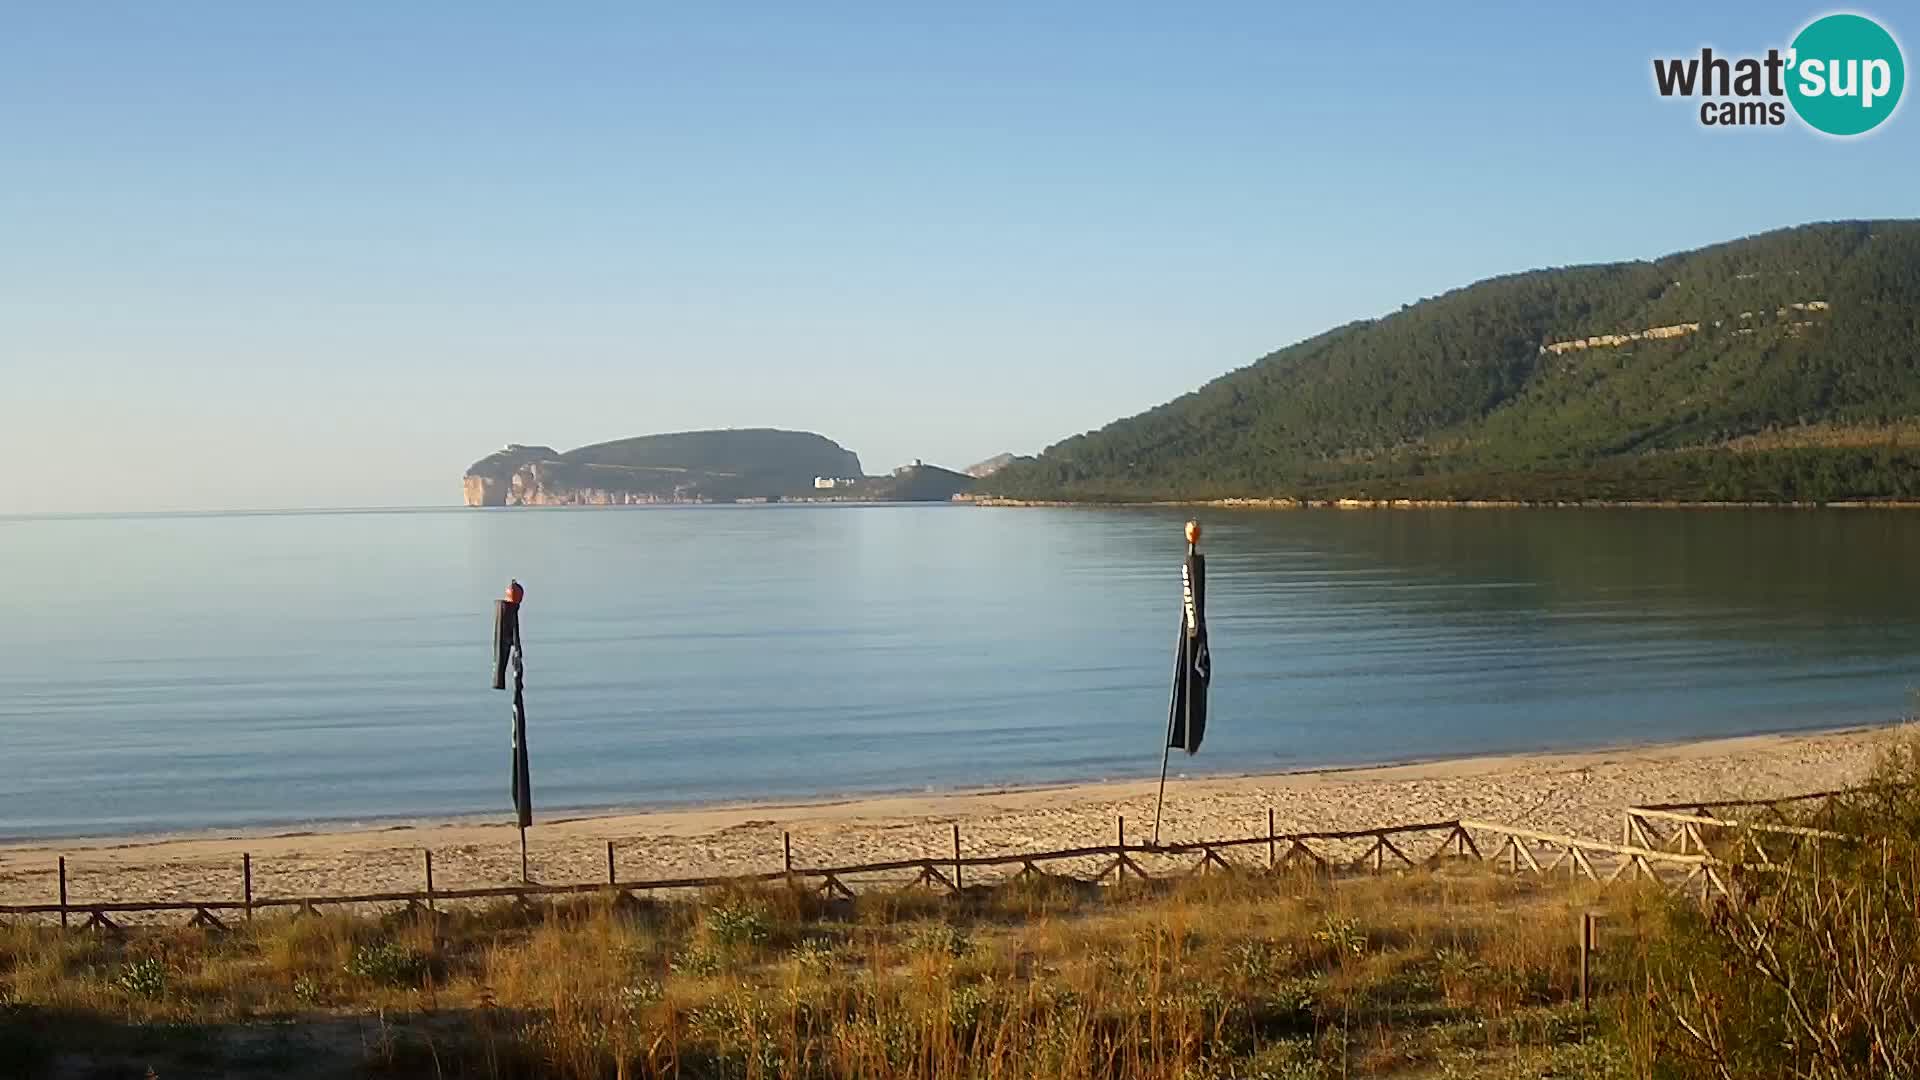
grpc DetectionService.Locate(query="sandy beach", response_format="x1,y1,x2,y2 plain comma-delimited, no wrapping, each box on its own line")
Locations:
0,725,1905,911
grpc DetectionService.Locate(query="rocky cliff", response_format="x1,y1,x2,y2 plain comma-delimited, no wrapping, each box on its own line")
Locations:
463,430,864,506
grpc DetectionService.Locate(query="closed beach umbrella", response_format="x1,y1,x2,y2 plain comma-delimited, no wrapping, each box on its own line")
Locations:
1154,522,1212,843
493,581,533,876
1167,522,1211,754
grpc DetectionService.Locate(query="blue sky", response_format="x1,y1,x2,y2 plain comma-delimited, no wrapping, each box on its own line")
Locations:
4,2,1915,511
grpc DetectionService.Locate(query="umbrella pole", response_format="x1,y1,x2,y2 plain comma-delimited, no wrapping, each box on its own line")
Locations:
1151,732,1174,847
519,824,529,883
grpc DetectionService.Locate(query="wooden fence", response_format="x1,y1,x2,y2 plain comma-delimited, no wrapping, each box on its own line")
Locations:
0,805,1771,931
1632,782,1904,830
1620,800,1869,878
0,817,1473,931
1461,819,1782,901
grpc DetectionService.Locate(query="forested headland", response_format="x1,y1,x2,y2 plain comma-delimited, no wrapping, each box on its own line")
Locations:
985,221,1920,504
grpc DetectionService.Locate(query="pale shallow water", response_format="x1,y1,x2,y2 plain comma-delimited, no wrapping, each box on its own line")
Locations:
2,505,1915,839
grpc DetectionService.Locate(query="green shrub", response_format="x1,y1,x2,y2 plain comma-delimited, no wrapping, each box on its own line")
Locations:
618,979,662,1016
291,974,325,1005
115,957,169,1000
670,943,724,976
906,922,971,959
1311,916,1366,958
344,941,425,987
1227,938,1293,982
705,899,770,947
788,936,836,973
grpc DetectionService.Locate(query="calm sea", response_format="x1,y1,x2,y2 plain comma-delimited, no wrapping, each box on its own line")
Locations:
2,505,1916,839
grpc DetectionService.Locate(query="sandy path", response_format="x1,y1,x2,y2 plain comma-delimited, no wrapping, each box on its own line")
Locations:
0,725,1903,909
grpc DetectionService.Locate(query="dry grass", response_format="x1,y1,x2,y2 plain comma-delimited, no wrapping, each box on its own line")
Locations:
1638,737,1920,1079
0,861,1655,1079
7,743,1907,1078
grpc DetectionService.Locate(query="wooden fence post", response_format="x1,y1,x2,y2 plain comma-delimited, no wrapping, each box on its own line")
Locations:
952,823,963,893
1267,808,1276,869
243,853,253,923
424,850,436,914
607,841,616,886
783,831,794,884
58,857,68,930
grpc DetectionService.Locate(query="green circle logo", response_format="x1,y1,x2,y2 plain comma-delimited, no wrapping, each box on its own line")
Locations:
1787,13,1905,136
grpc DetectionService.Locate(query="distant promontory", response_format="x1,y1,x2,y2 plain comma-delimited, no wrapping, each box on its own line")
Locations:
462,429,973,506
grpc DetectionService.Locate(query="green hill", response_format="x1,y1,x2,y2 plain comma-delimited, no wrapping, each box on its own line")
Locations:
986,220,1920,504
851,463,975,502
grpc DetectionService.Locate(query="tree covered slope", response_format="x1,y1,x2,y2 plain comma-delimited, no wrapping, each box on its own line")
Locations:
986,221,1920,503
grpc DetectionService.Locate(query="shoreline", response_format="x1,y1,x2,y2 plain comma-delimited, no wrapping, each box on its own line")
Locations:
13,499,1920,524
2,718,1902,851
961,495,1920,510
1,723,1906,908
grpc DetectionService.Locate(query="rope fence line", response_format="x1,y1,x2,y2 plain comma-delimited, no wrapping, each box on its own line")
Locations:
0,801,1797,931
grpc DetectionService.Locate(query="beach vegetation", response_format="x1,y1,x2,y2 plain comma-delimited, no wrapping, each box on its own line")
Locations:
1639,738,1920,1078
2,739,1915,1077
0,867,1645,1078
